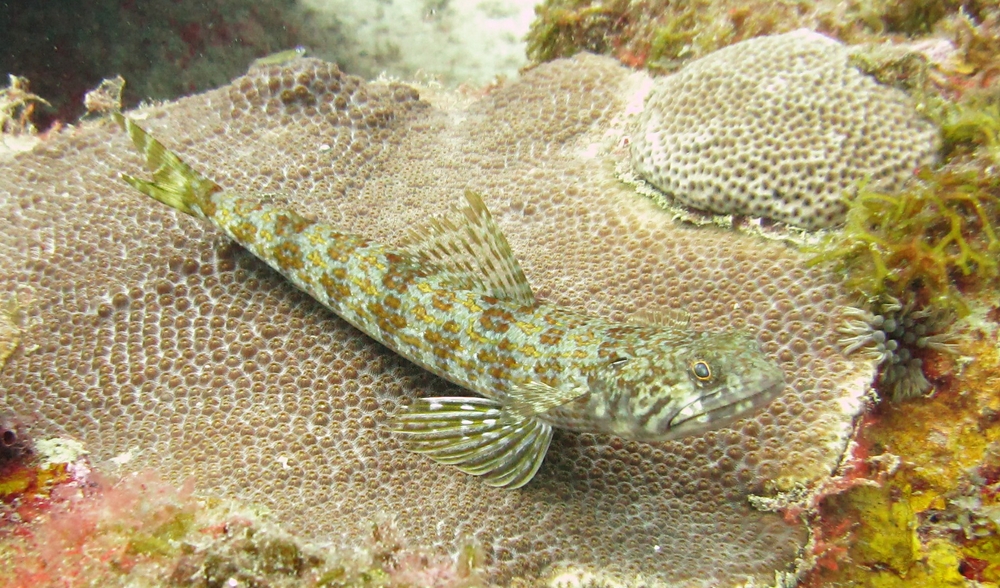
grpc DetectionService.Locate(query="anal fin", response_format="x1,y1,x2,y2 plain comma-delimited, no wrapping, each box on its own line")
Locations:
391,396,552,489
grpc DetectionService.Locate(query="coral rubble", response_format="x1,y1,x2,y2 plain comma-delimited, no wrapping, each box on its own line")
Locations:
0,55,876,585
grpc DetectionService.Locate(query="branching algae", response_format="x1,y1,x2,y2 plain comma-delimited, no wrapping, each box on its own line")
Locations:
810,167,999,315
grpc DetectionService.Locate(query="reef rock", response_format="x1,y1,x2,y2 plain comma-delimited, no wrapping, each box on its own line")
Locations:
0,54,875,585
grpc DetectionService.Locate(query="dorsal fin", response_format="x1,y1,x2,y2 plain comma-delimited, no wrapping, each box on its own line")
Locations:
630,307,691,329
400,190,535,305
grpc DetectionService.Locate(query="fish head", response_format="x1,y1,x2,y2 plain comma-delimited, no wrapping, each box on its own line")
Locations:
597,330,786,442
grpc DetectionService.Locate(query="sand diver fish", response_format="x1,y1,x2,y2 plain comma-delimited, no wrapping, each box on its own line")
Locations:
115,114,786,489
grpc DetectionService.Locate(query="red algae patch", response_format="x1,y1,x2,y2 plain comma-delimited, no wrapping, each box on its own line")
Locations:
0,441,486,588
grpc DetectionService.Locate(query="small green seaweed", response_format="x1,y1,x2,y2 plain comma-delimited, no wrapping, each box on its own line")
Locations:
809,168,1000,315
526,0,630,64
848,43,932,95
938,99,1000,166
647,6,703,64
878,0,949,35
316,566,391,588
124,508,195,558
0,75,50,136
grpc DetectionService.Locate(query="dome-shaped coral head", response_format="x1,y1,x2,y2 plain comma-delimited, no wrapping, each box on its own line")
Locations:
569,328,786,442
630,30,939,229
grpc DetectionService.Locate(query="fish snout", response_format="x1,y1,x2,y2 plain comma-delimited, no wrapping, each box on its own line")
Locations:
667,362,786,438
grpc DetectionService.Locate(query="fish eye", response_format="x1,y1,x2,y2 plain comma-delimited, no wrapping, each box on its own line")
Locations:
690,360,712,381
609,356,628,368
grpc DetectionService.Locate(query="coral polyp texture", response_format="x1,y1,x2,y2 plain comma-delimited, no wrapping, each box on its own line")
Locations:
629,30,940,229
0,55,876,585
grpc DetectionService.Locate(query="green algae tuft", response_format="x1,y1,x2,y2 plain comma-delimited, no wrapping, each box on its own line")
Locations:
526,0,631,64
938,98,1000,166
809,167,999,316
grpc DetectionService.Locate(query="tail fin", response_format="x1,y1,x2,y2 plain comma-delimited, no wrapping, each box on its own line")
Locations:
392,396,553,489
114,113,221,218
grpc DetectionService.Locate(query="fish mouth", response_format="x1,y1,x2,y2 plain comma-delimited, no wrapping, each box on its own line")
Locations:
667,374,786,438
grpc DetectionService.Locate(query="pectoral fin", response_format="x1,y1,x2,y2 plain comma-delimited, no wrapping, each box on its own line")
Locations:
391,396,552,489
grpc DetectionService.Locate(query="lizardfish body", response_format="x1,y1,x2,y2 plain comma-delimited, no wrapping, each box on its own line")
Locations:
116,114,785,488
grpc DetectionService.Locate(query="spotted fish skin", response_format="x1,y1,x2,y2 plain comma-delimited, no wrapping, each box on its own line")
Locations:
116,115,786,488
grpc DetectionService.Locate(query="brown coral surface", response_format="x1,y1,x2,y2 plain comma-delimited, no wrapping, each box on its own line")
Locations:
0,55,874,585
